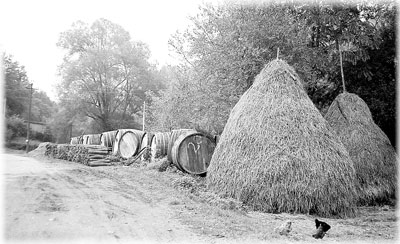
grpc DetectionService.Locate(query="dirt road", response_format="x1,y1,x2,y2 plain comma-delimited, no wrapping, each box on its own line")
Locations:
4,153,204,243
3,151,397,244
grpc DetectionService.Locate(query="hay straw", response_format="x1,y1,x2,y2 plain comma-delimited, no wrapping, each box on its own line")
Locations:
207,59,358,218
325,92,397,205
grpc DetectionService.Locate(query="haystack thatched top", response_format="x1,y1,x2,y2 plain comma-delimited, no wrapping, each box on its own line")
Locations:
207,59,358,218
254,59,304,90
325,92,373,124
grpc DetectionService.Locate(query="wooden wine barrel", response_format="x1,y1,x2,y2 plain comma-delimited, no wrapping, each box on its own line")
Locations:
118,131,142,159
112,129,137,155
87,134,101,145
100,130,117,148
113,129,145,157
140,132,154,161
82,135,90,145
70,137,79,145
150,132,171,161
171,131,216,175
167,129,196,163
77,136,83,144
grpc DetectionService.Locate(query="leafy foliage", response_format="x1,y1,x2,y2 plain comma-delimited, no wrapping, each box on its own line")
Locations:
6,115,26,140
4,54,55,142
4,54,30,117
31,90,55,122
57,18,165,132
149,2,306,134
344,6,396,145
149,1,396,146
293,0,394,112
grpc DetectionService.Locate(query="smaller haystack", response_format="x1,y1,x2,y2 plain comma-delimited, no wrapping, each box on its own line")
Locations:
324,92,397,205
207,59,359,218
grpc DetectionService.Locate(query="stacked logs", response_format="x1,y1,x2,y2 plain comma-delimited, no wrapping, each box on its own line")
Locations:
44,143,112,167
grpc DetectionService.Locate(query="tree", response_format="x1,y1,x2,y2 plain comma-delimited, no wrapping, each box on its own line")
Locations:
3,54,30,117
147,65,203,131
293,1,396,145
159,2,308,133
4,54,55,121
292,0,389,111
151,1,395,143
57,18,164,132
27,90,55,122
343,4,396,146
4,54,56,142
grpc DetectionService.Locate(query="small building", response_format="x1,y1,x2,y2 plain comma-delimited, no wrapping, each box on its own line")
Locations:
25,121,47,134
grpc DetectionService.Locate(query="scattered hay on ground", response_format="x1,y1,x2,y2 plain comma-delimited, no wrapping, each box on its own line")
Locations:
196,191,248,212
172,175,200,192
207,59,358,218
28,142,51,157
146,157,172,172
324,92,397,205
171,175,247,212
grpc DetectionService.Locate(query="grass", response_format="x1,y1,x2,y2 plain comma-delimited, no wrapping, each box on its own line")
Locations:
6,136,43,151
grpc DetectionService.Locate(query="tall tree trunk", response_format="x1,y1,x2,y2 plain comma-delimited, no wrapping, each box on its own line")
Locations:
100,113,112,132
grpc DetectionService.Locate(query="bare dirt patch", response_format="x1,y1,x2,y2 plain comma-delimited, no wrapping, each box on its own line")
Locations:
3,152,398,243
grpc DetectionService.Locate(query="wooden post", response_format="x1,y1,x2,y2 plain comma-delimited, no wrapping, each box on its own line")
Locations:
142,100,146,131
339,46,346,92
277,47,280,59
26,83,33,153
69,123,73,143
3,97,6,117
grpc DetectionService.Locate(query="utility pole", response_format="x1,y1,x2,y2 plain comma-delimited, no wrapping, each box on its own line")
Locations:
26,83,33,153
3,97,6,117
142,100,146,131
69,122,73,143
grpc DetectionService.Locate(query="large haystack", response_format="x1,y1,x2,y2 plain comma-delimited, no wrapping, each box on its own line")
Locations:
324,92,397,205
207,59,359,218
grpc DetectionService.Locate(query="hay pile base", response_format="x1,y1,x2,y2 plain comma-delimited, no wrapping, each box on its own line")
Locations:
325,92,397,205
28,142,52,157
44,144,113,167
207,59,358,218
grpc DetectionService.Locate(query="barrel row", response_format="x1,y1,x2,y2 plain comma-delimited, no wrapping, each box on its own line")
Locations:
70,134,102,145
70,129,218,175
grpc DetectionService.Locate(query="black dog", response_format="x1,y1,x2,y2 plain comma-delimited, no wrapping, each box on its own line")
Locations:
312,219,331,239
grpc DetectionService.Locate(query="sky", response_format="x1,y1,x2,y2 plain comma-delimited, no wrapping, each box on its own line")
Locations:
0,0,213,100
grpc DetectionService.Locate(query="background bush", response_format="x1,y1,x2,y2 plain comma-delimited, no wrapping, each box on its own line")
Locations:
6,115,27,141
